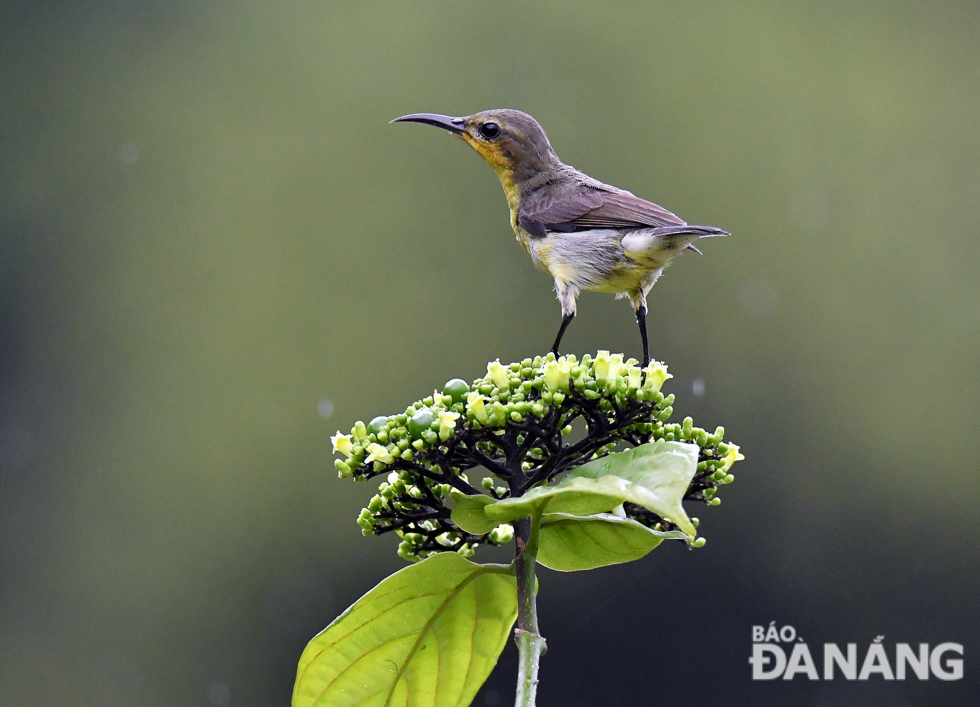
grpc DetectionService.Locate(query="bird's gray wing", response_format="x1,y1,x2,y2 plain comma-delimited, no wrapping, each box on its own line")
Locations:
518,179,685,237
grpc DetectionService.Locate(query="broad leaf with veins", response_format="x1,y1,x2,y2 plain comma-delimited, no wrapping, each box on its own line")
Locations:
293,553,517,707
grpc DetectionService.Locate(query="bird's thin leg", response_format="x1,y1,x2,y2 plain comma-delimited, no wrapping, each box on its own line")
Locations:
636,304,650,367
551,313,574,357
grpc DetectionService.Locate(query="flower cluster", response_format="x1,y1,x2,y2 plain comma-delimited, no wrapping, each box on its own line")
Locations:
331,352,742,561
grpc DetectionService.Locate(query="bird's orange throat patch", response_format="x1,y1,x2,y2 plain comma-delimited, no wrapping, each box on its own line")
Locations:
460,134,521,211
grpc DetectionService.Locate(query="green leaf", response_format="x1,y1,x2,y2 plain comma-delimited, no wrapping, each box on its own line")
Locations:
483,475,628,522
450,493,499,535
448,441,699,540
293,553,517,707
565,441,699,535
537,512,689,572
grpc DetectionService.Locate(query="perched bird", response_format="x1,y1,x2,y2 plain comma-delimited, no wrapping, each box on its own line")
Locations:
391,109,729,366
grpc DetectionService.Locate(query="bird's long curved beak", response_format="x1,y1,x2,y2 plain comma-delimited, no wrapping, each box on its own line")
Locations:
390,113,466,135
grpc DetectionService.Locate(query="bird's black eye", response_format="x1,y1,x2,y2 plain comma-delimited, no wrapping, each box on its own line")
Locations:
479,122,500,140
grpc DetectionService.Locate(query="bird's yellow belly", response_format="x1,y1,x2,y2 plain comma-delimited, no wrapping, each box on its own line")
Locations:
517,228,654,294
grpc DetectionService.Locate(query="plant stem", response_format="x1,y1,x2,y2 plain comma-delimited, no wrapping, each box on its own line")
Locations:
514,513,546,707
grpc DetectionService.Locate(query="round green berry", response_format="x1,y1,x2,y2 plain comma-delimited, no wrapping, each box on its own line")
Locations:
443,379,469,404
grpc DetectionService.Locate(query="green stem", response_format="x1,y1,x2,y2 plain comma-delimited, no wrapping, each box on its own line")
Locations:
514,512,545,707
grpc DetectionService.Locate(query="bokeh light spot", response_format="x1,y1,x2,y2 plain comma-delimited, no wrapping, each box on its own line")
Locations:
692,378,706,397
208,681,230,706
317,398,335,419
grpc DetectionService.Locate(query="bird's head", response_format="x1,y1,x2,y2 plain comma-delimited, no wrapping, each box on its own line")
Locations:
391,109,560,187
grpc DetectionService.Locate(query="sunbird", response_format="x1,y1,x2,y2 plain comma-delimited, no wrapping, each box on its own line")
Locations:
391,109,729,366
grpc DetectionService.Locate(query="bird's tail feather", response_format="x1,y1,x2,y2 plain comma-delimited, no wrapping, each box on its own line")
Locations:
621,224,730,264
652,224,731,238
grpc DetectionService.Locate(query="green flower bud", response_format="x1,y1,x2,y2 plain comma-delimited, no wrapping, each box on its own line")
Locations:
481,477,494,491
709,497,721,506
334,459,352,477
489,523,514,544
353,421,368,442
658,406,673,422
421,429,437,444
693,537,707,548
489,401,506,425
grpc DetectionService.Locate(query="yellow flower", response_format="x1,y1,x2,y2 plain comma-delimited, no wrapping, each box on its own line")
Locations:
608,353,624,380
543,357,572,391
365,443,394,465
626,366,643,389
642,360,672,392
438,410,460,441
467,391,489,423
487,359,509,389
593,350,611,381
331,432,354,457
721,443,744,471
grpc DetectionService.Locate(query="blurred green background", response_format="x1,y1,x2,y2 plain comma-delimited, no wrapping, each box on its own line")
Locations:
1,1,978,704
